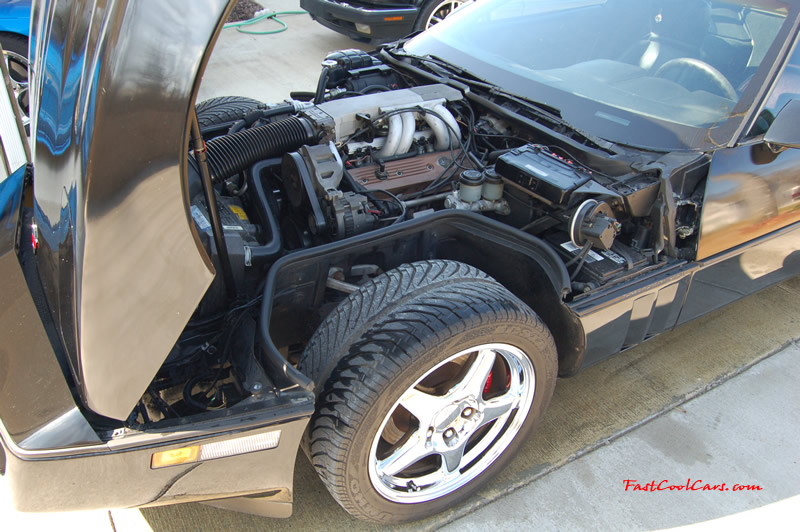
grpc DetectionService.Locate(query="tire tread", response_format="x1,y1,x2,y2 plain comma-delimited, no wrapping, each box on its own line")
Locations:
195,96,264,130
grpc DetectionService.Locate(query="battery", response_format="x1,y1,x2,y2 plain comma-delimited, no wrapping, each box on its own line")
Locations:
546,234,647,284
496,144,591,205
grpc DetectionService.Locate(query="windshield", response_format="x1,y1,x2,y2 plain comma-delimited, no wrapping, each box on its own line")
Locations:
405,0,795,151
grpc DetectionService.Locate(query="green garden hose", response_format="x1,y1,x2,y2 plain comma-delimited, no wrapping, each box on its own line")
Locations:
223,10,308,35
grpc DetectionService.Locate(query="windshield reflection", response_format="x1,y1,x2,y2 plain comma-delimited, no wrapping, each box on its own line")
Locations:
405,0,791,151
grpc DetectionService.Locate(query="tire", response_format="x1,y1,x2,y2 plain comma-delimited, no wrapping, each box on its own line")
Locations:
414,0,471,32
0,33,29,126
299,260,557,523
194,95,264,135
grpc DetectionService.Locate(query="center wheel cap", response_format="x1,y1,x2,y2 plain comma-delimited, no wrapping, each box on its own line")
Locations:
433,399,477,432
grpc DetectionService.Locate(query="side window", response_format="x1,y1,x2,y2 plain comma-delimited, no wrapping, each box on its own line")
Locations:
748,44,800,137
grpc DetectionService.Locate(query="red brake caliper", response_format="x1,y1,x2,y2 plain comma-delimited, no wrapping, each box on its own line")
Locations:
483,366,512,396
483,372,494,396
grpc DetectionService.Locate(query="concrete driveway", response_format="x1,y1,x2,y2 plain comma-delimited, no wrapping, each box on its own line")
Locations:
197,3,369,104
130,278,800,532
3,2,799,530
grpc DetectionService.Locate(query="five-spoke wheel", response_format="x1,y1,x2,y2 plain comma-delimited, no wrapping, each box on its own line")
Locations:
369,344,535,503
300,261,557,523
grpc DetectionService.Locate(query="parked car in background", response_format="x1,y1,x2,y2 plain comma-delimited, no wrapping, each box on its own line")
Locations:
301,0,471,43
0,0,30,124
1,0,800,525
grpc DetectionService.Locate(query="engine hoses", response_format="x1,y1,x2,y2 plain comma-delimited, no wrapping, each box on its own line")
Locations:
227,103,296,135
314,66,331,104
204,116,316,182
258,278,315,394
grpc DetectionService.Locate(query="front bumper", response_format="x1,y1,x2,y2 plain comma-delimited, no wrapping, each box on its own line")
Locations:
0,396,312,515
301,0,419,43
0,173,314,517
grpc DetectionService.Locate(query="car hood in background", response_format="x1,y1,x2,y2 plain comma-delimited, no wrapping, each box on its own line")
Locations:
28,0,232,420
0,0,33,36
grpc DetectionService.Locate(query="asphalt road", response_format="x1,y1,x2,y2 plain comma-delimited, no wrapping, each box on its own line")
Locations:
3,2,799,530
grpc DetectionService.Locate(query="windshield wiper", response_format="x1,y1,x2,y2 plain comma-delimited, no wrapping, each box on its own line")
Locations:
382,47,620,154
384,47,563,115
480,87,622,155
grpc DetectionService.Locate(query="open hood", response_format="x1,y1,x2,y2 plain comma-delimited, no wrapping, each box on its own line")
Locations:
29,0,233,420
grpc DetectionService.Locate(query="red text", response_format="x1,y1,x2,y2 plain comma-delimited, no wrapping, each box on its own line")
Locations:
623,479,762,492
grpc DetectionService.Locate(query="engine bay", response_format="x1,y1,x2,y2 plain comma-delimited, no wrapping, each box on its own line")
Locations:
130,49,702,426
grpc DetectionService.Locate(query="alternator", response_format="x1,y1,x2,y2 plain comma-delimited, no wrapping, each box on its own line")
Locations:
331,193,376,239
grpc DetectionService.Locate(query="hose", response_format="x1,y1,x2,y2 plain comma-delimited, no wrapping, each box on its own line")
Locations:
259,279,315,394
227,104,294,135
223,10,308,35
358,85,391,94
289,91,315,101
246,159,283,265
228,104,295,135
314,67,330,105
204,116,316,182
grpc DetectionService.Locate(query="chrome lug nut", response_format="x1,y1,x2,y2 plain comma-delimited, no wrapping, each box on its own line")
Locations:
443,427,459,447
461,407,476,418
426,427,435,448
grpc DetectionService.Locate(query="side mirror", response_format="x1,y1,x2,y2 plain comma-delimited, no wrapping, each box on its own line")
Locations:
764,99,800,149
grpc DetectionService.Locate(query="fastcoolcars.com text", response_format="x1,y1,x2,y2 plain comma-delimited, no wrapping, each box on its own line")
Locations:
623,479,763,492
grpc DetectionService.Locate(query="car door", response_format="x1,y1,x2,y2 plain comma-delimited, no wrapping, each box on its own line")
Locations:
679,40,800,324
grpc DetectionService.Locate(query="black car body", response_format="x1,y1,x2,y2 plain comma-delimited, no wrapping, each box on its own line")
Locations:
1,0,799,524
301,0,466,43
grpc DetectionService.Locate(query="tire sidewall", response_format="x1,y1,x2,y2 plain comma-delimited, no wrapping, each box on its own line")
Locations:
415,0,444,31
194,96,264,136
335,316,557,522
0,33,28,58
414,0,465,32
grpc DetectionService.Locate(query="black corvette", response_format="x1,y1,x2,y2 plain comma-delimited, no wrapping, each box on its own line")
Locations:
1,0,799,525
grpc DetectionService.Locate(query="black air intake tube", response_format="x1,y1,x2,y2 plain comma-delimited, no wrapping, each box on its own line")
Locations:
204,116,316,182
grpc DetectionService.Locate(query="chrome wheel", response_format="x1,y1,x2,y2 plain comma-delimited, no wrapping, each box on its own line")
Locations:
3,49,29,127
368,343,535,503
424,1,469,29
301,261,557,522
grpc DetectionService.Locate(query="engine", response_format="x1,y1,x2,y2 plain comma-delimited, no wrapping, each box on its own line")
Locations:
285,84,468,240
136,48,682,423
189,69,657,289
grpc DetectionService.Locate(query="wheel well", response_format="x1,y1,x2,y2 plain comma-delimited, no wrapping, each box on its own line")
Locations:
438,243,585,377
263,211,586,379
0,31,28,44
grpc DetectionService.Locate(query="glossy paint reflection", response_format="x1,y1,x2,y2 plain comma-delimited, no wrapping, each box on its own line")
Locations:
698,142,800,260
680,139,800,323
30,0,230,420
